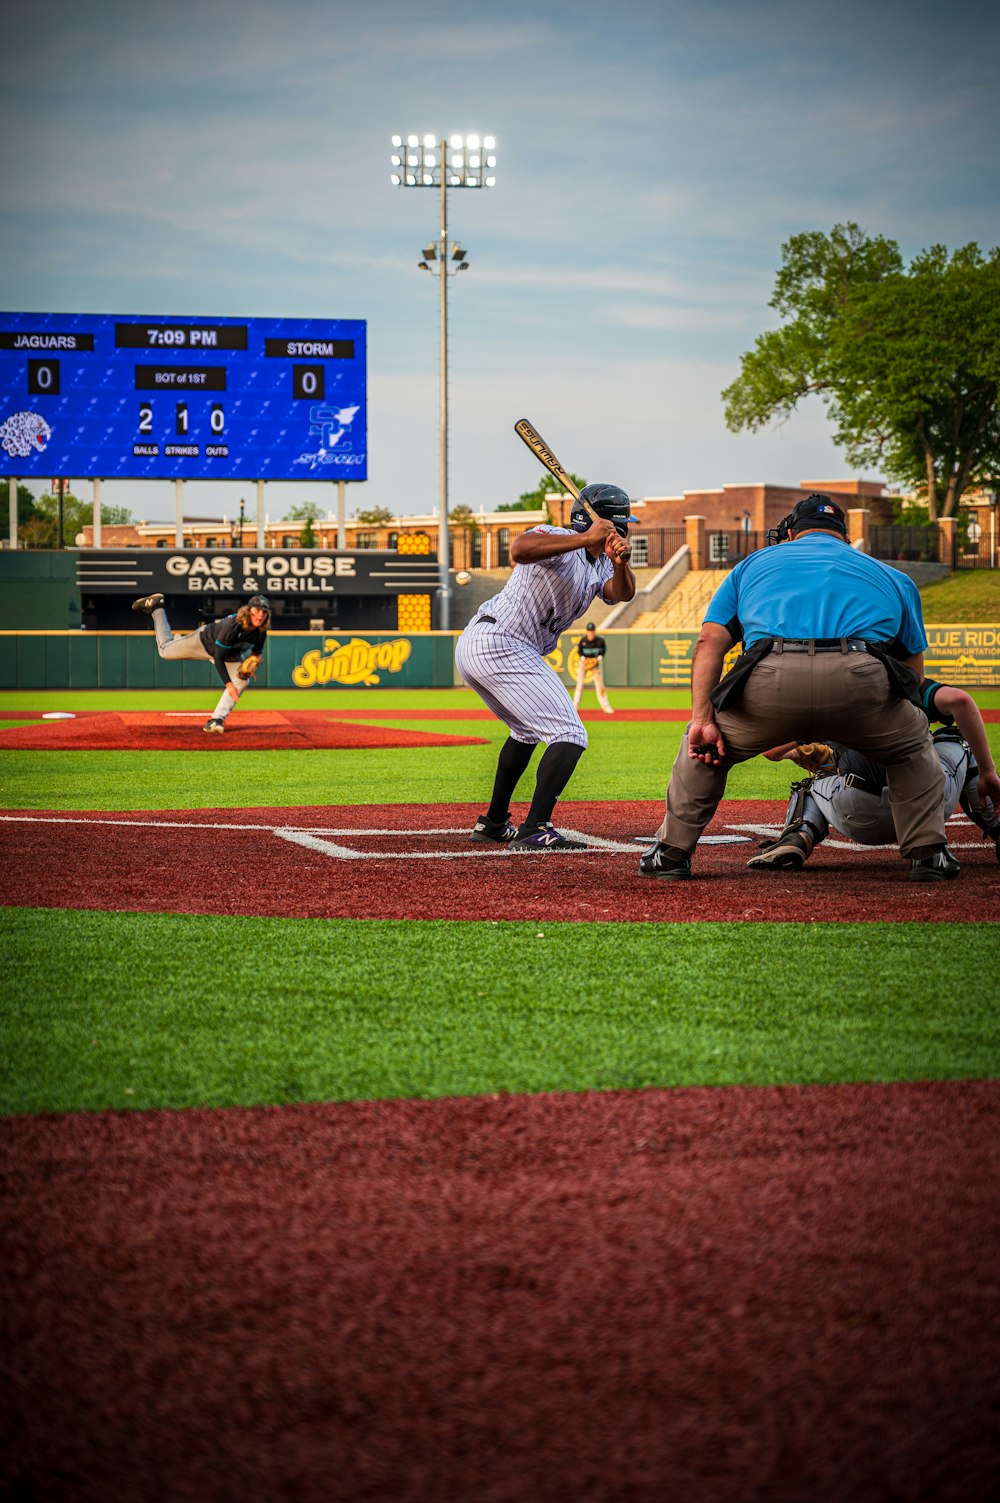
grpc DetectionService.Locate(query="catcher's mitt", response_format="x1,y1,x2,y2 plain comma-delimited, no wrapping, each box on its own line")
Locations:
238,653,262,681
796,741,836,775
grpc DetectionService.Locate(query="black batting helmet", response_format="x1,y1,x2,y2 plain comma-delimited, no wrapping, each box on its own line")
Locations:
247,593,272,613
570,483,639,538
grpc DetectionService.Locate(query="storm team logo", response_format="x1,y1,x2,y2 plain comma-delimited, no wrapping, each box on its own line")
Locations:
1,410,52,458
294,403,363,469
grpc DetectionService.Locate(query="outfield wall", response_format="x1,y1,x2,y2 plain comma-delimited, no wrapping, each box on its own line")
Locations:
1,626,998,689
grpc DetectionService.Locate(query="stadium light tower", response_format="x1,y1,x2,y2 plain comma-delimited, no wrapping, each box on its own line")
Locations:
391,132,497,629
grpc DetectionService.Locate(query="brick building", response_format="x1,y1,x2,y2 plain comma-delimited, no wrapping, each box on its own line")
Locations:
631,478,891,540
75,478,895,565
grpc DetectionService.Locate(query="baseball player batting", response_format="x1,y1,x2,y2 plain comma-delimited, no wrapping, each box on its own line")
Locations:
455,483,637,850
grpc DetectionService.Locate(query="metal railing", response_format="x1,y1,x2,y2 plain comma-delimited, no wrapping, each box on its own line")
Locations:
447,527,688,571
952,528,996,570
870,526,942,564
706,531,766,567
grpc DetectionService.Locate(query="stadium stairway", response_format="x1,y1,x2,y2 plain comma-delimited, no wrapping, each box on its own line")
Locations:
630,569,731,630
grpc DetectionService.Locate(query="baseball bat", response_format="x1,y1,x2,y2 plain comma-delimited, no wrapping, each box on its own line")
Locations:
513,418,600,523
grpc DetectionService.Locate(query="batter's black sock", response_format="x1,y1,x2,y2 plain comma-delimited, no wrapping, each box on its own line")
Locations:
487,737,537,823
522,742,585,830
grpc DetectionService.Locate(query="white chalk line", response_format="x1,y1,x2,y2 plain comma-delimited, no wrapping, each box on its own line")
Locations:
0,814,987,861
0,813,636,859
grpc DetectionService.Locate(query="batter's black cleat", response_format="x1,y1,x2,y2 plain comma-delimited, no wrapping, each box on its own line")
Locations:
469,812,518,843
908,846,960,882
638,841,692,880
132,593,164,613
509,822,587,851
747,830,812,872
203,718,225,734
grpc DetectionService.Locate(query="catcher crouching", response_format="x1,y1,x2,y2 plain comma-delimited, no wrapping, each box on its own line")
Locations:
132,592,270,733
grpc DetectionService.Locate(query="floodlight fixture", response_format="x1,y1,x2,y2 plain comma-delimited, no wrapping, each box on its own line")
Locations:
389,132,497,190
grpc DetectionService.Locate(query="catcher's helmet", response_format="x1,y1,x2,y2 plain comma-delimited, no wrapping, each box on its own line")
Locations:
767,493,847,545
570,483,639,538
247,593,272,613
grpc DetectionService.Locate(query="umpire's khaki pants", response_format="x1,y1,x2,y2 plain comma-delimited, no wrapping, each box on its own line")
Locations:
657,650,946,858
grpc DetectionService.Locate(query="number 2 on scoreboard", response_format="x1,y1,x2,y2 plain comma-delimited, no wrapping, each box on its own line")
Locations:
137,403,226,433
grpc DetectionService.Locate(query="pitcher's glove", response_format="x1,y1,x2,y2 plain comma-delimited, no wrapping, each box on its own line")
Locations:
796,741,836,775
238,653,262,681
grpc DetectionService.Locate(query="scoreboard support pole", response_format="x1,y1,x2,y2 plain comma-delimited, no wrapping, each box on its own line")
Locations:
8,477,16,551
174,479,184,547
92,478,102,548
337,480,347,550
255,479,266,549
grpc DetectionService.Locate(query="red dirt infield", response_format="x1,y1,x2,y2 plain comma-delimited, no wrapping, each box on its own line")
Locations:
2,1080,998,1502
0,710,488,751
2,799,997,922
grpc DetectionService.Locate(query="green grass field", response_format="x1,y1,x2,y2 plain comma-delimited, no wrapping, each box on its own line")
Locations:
2,910,998,1114
918,569,1000,619
1,686,998,1116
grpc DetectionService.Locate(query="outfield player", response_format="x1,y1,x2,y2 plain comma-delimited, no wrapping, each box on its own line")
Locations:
748,679,1000,870
572,623,613,713
455,484,637,851
640,493,955,883
132,592,271,733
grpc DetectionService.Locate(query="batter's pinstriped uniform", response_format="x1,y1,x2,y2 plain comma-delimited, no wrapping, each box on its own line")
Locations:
455,526,614,747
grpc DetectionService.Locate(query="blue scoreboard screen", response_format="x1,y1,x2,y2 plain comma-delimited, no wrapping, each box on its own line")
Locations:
0,311,367,482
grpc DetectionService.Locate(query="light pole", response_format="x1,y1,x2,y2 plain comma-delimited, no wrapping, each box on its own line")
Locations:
391,132,497,629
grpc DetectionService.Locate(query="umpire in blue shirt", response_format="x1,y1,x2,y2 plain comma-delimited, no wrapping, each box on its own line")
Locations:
641,494,956,883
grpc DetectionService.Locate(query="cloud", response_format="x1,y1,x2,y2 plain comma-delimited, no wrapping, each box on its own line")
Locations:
3,0,992,526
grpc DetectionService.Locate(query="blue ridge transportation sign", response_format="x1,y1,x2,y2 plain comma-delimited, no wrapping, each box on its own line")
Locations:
0,312,367,481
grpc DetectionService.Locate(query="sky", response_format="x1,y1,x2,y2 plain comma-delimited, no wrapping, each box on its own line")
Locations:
3,0,998,525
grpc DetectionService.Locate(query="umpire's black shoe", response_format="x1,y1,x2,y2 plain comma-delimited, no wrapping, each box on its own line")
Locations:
908,846,960,882
469,812,518,843
132,593,164,613
638,841,692,880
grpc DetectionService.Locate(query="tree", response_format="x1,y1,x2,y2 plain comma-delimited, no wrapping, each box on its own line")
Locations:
23,491,134,547
722,223,1000,519
0,483,40,536
449,504,476,528
500,472,588,521
283,499,323,547
353,506,396,526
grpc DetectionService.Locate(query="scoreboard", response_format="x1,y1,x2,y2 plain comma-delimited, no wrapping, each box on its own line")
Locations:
0,311,367,482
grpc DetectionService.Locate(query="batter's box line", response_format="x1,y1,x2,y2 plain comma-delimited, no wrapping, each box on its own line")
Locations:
0,814,637,853
271,826,638,860
725,816,984,854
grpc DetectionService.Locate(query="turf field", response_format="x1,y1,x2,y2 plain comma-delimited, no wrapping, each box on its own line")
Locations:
2,684,998,1501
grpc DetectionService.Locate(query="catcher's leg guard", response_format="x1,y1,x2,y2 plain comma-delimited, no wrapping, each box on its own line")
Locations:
747,779,827,873
958,755,1000,860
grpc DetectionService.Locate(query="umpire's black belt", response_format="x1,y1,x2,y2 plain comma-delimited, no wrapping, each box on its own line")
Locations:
772,637,871,654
